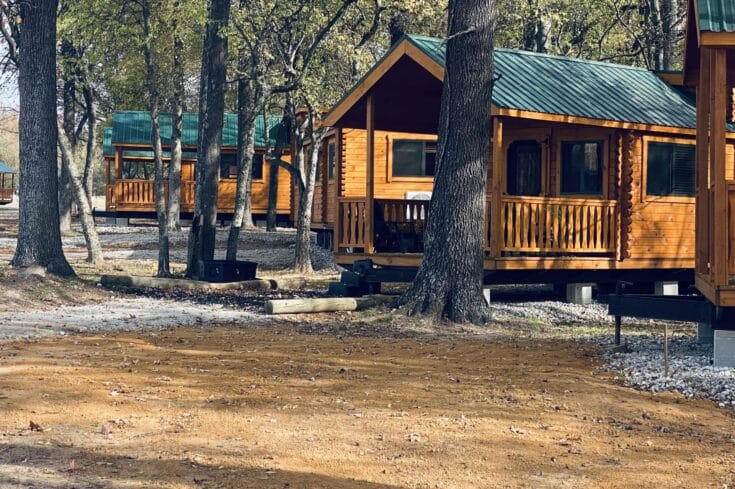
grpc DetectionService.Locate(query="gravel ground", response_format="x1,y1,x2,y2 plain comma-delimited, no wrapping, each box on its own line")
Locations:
0,297,266,340
604,334,735,408
0,225,339,271
490,299,611,324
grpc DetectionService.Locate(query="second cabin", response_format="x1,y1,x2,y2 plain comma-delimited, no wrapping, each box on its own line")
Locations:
305,35,735,286
102,111,292,223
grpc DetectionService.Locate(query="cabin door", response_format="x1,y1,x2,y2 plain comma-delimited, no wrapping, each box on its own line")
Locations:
506,140,543,196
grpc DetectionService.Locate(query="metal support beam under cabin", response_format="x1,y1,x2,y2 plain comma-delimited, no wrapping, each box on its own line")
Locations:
696,48,711,276
710,48,728,287
365,92,375,254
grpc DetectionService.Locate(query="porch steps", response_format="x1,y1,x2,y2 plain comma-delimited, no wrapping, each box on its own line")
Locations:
327,260,381,297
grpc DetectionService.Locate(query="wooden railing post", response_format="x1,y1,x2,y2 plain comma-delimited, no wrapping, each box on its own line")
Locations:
334,128,343,254
490,117,503,257
365,92,375,254
696,48,712,276
710,48,728,287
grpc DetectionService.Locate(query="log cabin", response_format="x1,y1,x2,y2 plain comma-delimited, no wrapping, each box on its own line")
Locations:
685,0,735,310
0,161,15,205
311,33,735,290
102,111,292,223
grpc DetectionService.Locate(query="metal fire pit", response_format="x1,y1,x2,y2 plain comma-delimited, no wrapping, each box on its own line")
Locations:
201,260,257,283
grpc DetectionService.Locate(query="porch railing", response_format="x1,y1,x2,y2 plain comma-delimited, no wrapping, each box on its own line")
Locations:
0,188,13,203
118,180,156,206
500,196,618,254
105,185,116,210
338,197,368,248
107,180,197,210
727,184,735,276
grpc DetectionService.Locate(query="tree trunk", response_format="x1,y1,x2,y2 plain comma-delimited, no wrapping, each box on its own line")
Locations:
143,0,170,277
11,0,73,276
59,40,76,234
400,0,495,323
660,0,677,71
266,103,292,233
187,0,230,278
293,114,321,274
265,158,279,231
58,129,103,264
227,74,260,261
167,4,184,232
82,83,97,207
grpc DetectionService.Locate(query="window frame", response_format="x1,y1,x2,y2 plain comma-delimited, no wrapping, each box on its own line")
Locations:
327,141,336,180
251,153,265,182
387,137,438,182
642,136,697,203
219,152,266,182
557,139,607,198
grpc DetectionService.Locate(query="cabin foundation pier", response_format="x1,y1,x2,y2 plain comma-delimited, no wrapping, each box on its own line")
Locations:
654,281,679,296
483,287,491,306
697,322,715,345
566,283,593,305
714,330,735,368
107,217,130,227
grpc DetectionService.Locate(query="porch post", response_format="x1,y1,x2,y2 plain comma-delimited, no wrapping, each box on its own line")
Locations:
115,146,123,179
489,117,503,257
710,48,728,287
365,92,375,254
334,128,343,254
696,48,712,276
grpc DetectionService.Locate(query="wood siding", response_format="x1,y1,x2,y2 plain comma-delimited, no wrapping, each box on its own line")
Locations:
327,116,722,270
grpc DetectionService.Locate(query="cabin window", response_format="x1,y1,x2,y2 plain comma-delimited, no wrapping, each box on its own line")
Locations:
328,142,336,180
392,140,436,177
315,148,321,181
220,153,264,180
507,140,542,196
560,141,604,195
220,154,237,179
646,142,695,197
252,154,264,180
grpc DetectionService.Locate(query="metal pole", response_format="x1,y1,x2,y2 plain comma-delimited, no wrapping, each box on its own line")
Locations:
614,281,623,345
663,324,669,378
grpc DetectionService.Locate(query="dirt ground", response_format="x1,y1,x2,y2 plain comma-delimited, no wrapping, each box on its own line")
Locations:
0,325,733,489
1,210,734,488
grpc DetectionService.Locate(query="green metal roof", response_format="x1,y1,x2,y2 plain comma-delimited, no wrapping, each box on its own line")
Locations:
111,111,282,150
0,161,15,174
406,35,705,130
103,127,113,155
103,126,197,159
697,0,735,33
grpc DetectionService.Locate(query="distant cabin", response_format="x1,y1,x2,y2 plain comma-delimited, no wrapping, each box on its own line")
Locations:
0,161,15,205
302,34,735,286
102,111,292,222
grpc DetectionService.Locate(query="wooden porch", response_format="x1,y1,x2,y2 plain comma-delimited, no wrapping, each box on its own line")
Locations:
0,188,12,205
105,180,196,212
0,167,14,205
335,195,619,261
